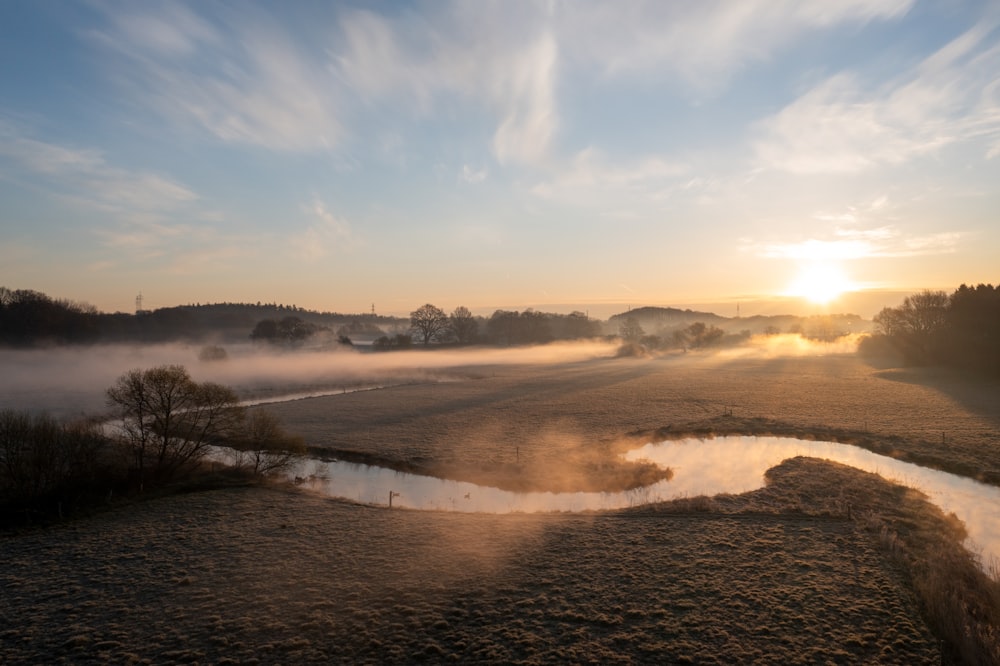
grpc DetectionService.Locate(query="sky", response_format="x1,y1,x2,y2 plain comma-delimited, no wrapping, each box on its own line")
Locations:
1,0,998,319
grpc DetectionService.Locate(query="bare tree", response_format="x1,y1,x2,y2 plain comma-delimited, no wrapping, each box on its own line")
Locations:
450,306,478,344
106,365,243,486
410,303,449,345
873,290,949,363
228,410,306,475
874,290,949,338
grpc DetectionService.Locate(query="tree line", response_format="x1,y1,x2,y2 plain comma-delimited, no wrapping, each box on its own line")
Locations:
369,304,604,349
0,287,403,346
862,284,1000,376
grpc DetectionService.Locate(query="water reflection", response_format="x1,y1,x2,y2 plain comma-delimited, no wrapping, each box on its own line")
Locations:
264,436,999,568
625,437,1000,567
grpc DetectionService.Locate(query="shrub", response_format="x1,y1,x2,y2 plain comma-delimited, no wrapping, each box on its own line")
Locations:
0,410,121,524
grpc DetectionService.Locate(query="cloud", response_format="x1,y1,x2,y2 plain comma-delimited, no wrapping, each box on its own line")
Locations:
335,7,558,166
490,33,558,165
0,127,197,213
530,148,688,205
108,2,220,58
558,0,913,93
0,122,259,273
460,164,488,183
90,4,342,152
96,219,187,251
754,17,1000,173
289,199,356,261
82,2,920,167
746,226,964,260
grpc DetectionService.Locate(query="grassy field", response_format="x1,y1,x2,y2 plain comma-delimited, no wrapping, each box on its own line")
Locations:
2,350,1000,663
267,352,1000,491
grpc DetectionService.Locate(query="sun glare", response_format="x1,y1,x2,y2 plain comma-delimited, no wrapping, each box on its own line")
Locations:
787,263,853,304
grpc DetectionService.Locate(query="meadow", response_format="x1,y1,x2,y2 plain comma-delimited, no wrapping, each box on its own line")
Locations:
2,348,1000,663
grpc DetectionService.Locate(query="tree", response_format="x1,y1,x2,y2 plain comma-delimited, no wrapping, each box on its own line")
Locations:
874,290,948,338
873,290,949,363
106,365,244,486
619,316,644,342
250,316,320,345
672,322,724,349
250,318,279,342
486,309,518,345
559,311,600,339
410,303,449,345
227,410,306,475
450,306,478,344
946,283,1000,374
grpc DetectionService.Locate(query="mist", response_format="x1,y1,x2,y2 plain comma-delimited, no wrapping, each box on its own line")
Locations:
694,333,862,362
0,340,620,418
0,334,868,418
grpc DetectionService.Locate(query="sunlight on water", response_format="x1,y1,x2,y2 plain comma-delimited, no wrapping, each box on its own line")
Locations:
625,436,1000,569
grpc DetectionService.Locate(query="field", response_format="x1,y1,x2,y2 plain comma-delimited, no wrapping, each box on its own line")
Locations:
267,352,1000,491
3,350,1000,663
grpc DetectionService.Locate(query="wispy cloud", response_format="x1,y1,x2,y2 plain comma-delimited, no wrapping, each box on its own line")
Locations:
0,125,197,213
490,33,557,165
90,4,342,152
558,0,913,93
530,148,688,205
754,17,1000,173
746,226,963,260
0,122,246,273
289,199,356,261
84,1,920,168
335,7,558,166
459,164,488,184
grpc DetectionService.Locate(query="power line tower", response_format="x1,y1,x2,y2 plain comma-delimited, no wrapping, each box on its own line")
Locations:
136,292,143,314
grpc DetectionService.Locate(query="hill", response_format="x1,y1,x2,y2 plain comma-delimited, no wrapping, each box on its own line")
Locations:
609,306,869,338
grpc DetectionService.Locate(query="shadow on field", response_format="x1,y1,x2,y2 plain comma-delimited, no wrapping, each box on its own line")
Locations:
872,364,1000,432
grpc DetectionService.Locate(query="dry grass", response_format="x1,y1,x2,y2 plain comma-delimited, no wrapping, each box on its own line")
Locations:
717,456,1000,665
269,353,1000,490
3,351,1000,663
1,475,943,664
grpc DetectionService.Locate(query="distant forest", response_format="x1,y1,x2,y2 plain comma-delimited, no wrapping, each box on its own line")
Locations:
0,288,403,346
0,286,865,350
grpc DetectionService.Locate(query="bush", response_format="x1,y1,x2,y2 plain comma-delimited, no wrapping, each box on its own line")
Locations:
224,410,306,475
0,410,122,524
198,345,228,362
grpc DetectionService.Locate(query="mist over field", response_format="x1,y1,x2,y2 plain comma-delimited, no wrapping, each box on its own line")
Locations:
0,334,869,419
714,333,862,360
0,332,870,419
0,340,623,417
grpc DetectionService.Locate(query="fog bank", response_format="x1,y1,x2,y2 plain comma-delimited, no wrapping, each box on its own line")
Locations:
0,340,620,417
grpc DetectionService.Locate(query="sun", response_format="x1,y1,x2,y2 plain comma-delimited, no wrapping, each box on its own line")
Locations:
787,262,854,304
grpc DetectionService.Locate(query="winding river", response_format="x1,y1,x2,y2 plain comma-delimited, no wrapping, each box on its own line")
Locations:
269,436,1000,570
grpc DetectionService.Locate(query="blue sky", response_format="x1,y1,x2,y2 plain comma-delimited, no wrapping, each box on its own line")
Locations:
1,0,998,318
